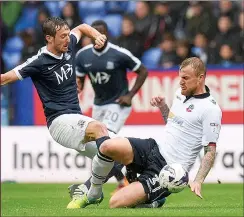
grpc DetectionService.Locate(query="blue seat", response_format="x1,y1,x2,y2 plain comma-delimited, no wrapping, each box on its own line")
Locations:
83,15,103,26
78,1,105,19
44,1,62,17
105,2,128,14
3,36,24,53
2,51,22,70
126,1,136,13
14,7,38,32
104,15,122,37
141,48,162,68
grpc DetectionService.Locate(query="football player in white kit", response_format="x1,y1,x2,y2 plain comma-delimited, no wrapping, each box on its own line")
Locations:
68,57,222,208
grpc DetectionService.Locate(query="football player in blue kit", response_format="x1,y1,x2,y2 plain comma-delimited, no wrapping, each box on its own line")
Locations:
1,17,127,207
75,20,148,193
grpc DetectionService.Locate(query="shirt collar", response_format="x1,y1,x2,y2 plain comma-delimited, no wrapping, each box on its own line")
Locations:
183,85,210,103
92,42,111,56
43,46,63,59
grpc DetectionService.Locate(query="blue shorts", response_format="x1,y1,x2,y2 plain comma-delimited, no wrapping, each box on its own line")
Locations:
126,137,171,203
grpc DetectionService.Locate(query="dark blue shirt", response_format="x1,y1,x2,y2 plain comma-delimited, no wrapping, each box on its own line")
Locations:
75,42,141,105
14,33,81,127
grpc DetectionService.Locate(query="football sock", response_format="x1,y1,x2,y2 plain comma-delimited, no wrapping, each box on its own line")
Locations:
87,151,114,200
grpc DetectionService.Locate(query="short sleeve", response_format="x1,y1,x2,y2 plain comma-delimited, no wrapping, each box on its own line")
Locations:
68,32,80,52
202,107,222,146
119,48,141,71
75,52,87,77
13,55,41,80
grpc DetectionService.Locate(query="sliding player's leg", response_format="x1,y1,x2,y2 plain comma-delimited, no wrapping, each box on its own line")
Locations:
109,137,171,208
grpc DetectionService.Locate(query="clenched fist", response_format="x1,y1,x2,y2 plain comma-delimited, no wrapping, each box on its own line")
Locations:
150,96,166,108
94,34,107,49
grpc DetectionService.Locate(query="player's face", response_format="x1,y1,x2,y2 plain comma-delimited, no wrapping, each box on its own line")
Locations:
179,65,202,96
53,25,71,53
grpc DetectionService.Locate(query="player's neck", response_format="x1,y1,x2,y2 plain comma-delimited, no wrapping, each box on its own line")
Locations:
46,45,63,57
193,85,206,96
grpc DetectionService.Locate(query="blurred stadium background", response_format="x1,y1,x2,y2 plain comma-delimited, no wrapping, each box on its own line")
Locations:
0,1,243,215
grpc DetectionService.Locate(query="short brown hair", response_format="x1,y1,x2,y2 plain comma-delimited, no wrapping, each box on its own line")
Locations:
42,17,69,42
180,57,206,76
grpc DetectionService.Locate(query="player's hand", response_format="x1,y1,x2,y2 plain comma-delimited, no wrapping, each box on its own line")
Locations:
116,94,132,106
150,96,166,108
188,181,203,199
94,34,107,49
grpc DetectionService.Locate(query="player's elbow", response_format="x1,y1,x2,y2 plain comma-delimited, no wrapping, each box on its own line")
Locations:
1,74,9,86
138,64,148,77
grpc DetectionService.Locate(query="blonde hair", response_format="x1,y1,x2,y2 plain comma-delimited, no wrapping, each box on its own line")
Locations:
180,57,206,77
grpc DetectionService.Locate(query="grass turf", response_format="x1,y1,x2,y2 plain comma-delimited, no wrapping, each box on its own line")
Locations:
1,183,243,216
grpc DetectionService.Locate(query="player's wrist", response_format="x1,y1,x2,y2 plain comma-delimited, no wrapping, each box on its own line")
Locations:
194,178,204,184
127,92,134,98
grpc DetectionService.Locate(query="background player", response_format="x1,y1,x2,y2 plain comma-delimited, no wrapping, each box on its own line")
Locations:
67,57,222,208
75,20,148,191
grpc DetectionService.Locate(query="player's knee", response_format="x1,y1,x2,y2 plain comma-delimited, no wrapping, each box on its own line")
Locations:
93,121,107,133
99,140,113,156
87,121,108,138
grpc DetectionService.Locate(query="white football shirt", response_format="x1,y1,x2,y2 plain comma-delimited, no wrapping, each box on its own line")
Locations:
159,87,222,172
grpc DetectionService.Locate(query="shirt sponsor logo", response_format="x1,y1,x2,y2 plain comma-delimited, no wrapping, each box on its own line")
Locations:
54,64,73,85
168,112,184,126
89,72,111,84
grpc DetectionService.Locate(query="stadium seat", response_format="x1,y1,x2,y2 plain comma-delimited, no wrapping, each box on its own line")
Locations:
44,1,62,17
3,36,24,53
78,1,105,19
2,51,22,70
14,7,38,32
141,48,162,68
83,15,103,26
126,1,136,13
104,15,122,37
105,2,128,14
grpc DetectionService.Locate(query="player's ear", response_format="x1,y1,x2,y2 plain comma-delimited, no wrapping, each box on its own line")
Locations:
45,35,53,43
198,74,204,82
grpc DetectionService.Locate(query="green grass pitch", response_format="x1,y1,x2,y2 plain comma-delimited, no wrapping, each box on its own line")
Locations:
1,183,243,216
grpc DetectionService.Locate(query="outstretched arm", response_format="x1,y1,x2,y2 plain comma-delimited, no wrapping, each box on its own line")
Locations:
150,96,170,123
1,70,19,86
72,24,106,49
189,106,222,199
189,144,216,199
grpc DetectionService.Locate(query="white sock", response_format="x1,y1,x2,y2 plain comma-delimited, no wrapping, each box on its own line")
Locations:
87,152,114,200
77,141,98,159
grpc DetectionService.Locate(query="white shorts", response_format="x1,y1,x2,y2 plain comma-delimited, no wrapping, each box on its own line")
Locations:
92,104,132,133
49,114,94,152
